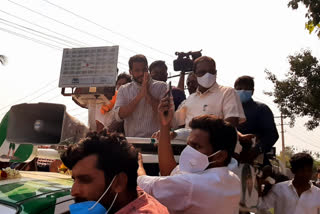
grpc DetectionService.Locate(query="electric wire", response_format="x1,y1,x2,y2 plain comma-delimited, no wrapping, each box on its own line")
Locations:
1,11,130,65
8,0,158,62
0,18,74,48
287,123,320,145
41,0,175,58
0,9,89,47
45,94,62,102
285,129,320,150
0,79,58,112
0,26,62,50
8,0,175,67
0,85,60,117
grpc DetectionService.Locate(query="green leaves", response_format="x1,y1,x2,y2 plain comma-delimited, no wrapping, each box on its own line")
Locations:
266,50,320,130
305,22,320,37
288,0,320,38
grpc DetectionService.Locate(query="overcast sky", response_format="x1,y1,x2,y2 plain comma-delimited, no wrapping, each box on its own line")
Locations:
1,0,320,154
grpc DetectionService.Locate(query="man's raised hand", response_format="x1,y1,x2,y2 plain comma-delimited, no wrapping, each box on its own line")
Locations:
158,92,174,127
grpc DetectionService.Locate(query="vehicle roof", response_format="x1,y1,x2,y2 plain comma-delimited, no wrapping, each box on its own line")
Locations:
0,171,73,213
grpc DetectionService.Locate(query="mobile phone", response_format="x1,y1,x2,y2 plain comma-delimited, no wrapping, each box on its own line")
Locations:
168,81,172,98
164,81,172,116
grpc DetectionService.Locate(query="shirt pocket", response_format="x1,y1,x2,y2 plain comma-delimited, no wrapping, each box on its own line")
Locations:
203,103,223,118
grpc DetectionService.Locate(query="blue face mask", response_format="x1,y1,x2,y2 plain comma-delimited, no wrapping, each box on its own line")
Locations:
69,201,107,214
70,176,118,214
236,90,253,103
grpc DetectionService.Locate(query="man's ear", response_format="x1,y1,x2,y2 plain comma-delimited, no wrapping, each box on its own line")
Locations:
211,150,228,166
129,69,132,75
113,172,128,193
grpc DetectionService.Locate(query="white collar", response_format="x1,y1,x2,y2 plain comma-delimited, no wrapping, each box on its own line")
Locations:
288,180,314,193
196,82,219,95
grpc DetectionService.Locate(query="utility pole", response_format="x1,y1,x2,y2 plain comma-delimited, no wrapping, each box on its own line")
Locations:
275,113,288,175
279,113,288,176
280,113,285,161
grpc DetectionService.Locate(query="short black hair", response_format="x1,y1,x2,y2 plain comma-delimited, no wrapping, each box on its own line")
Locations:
61,131,138,192
117,72,132,84
234,76,254,89
189,115,237,164
193,56,216,73
290,152,313,174
128,54,148,70
149,60,167,73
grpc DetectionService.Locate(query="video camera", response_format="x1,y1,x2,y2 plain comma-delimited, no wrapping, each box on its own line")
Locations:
173,50,202,72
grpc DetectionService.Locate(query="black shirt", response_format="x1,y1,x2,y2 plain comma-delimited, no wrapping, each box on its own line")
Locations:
238,99,279,153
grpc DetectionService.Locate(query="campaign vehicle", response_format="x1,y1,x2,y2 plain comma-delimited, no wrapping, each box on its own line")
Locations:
0,171,73,214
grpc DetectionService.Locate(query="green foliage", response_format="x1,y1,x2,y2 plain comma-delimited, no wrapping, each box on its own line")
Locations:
314,159,320,172
276,146,320,177
277,146,298,168
265,50,320,130
288,0,320,38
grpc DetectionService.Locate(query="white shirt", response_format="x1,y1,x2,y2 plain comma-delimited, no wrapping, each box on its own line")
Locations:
174,83,246,128
258,180,320,214
137,165,241,214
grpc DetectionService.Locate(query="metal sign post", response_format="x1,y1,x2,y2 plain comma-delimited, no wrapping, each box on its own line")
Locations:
87,98,97,131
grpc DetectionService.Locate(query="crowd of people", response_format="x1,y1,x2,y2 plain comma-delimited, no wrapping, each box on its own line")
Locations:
62,54,320,214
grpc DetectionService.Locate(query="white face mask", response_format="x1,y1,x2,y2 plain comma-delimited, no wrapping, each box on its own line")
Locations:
197,73,216,88
179,145,218,173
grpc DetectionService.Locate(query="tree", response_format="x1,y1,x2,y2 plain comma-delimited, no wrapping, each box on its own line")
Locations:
288,0,320,38
276,146,297,168
265,50,320,130
0,55,7,65
275,146,320,178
